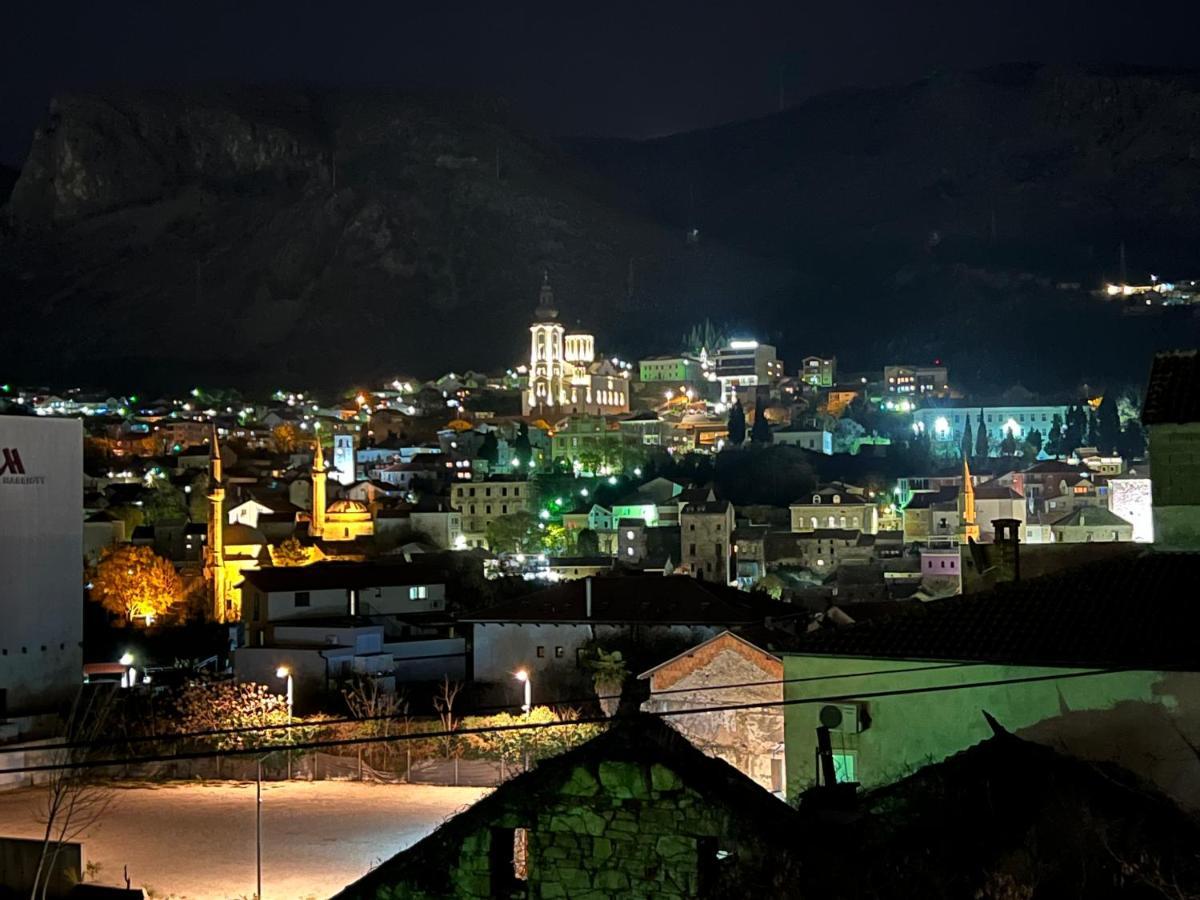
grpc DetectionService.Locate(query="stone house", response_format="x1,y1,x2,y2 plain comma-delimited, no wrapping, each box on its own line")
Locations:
790,484,879,534
679,500,735,583
639,631,785,792
1049,506,1134,543
778,551,1200,811
1142,350,1200,548
332,715,803,899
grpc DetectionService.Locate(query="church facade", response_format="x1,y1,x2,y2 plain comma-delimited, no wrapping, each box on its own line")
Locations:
523,274,630,417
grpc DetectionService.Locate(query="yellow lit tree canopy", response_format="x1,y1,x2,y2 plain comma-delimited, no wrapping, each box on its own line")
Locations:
89,544,183,624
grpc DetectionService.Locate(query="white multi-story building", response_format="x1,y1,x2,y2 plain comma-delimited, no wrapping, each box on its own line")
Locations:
912,404,1069,452
0,416,83,717
451,479,531,547
523,274,629,416
714,340,783,402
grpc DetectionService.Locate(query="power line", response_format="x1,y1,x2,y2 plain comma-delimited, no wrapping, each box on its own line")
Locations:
0,666,1125,776
6,661,975,755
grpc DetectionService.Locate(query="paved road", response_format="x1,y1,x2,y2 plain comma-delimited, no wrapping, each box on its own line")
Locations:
0,780,488,899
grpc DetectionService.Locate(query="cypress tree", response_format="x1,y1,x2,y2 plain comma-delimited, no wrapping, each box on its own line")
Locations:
960,415,973,461
751,397,773,444
727,400,746,447
974,408,989,458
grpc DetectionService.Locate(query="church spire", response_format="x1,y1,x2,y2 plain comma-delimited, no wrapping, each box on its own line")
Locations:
534,269,559,320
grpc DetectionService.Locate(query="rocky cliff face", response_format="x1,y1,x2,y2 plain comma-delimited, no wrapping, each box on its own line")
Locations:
2,68,1198,392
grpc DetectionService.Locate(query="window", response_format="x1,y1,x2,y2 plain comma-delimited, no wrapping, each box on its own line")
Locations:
626,547,634,557
489,827,528,893
555,646,564,658
689,543,696,555
408,586,428,600
294,591,310,608
831,751,857,783
626,530,634,540
537,646,545,658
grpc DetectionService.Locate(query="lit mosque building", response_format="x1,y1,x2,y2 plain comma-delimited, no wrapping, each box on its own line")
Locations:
523,273,629,417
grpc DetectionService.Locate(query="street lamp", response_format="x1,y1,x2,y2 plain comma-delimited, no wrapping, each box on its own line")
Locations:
277,665,294,781
514,669,531,715
276,666,294,720
119,653,135,688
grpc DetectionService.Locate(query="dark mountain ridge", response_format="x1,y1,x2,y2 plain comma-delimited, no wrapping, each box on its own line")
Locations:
2,66,1197,393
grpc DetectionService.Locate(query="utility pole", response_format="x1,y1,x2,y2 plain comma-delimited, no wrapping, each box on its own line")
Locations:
256,759,263,900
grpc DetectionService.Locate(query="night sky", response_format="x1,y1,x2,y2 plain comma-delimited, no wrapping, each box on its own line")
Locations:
3,0,1200,166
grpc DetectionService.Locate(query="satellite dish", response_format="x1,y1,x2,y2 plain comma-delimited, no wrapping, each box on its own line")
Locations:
818,705,843,729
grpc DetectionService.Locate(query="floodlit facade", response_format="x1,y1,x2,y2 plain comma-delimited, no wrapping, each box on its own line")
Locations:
0,416,83,715
714,340,783,401
523,274,629,416
912,404,1068,451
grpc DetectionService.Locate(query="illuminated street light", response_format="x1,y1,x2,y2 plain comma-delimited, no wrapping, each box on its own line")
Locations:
276,666,294,719
514,669,531,714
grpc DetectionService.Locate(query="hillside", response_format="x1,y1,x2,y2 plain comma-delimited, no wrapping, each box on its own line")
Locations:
3,67,1199,392
0,88,785,391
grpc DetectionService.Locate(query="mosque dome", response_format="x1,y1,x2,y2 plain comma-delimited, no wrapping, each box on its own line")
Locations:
327,499,371,519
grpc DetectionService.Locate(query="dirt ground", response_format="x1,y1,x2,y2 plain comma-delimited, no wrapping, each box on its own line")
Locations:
0,780,489,899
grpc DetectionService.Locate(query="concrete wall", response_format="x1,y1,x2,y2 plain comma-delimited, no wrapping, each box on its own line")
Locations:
385,638,467,682
472,623,593,690
0,416,83,715
0,836,82,896
782,655,1200,809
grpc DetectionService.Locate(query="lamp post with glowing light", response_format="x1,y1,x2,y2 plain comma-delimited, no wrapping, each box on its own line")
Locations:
119,652,135,689
514,669,531,715
277,666,293,780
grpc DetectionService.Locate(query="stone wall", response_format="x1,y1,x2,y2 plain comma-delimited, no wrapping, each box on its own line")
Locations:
371,758,785,899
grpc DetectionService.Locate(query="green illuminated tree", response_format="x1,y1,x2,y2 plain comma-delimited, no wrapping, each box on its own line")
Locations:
1064,405,1087,455
142,482,188,525
727,400,746,446
974,409,989,458
485,511,541,553
960,415,973,461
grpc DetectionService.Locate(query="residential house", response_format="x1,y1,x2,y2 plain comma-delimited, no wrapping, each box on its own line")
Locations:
772,429,833,454
617,520,681,572
799,355,836,387
680,500,735,583
639,631,785,792
790,485,878,534
779,551,1200,810
460,576,791,697
450,479,530,547
1049,506,1134,543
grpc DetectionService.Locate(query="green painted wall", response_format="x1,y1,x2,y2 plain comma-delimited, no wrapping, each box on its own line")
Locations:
1150,423,1200,549
782,656,1200,809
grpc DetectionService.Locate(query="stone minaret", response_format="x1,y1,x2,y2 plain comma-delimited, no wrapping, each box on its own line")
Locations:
310,437,328,538
959,456,980,543
205,426,227,620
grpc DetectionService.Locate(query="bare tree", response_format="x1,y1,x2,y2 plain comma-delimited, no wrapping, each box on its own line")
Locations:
342,677,408,769
432,676,462,760
31,687,117,900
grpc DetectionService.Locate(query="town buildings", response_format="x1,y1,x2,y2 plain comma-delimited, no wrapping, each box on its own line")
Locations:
789,485,879,534
912,402,1068,452
679,500,735,583
799,355,836,387
450,479,530,547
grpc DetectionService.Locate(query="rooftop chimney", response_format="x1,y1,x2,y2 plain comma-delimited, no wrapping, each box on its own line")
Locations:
991,518,1021,582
